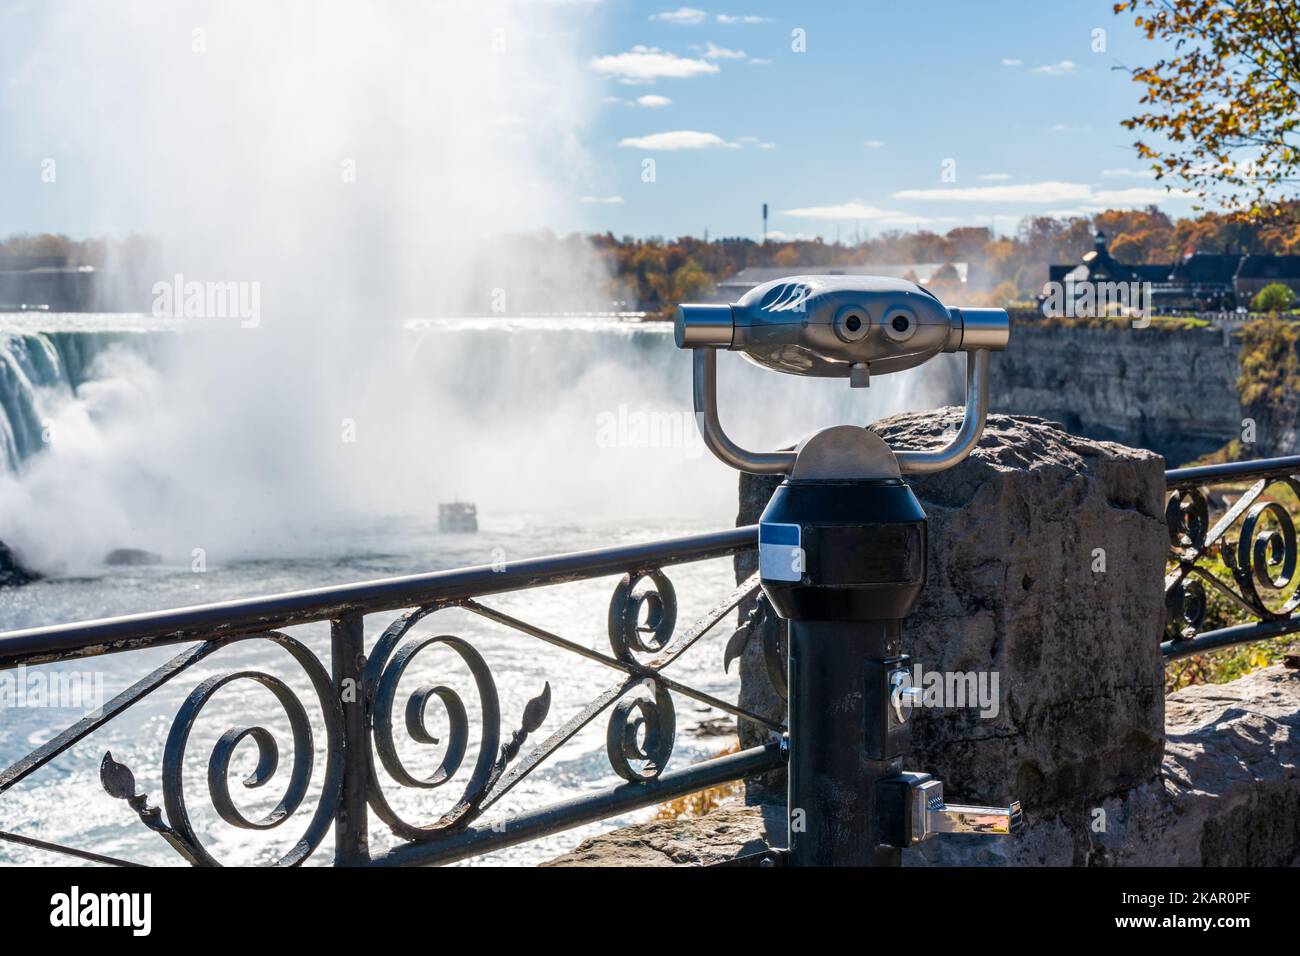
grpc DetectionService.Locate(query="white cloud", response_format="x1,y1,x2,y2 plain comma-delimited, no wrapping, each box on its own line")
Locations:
1001,58,1023,66
579,195,625,204
749,57,772,65
1032,60,1076,75
703,42,746,59
889,180,1194,207
781,200,954,226
862,139,885,148
894,181,1093,202
757,142,775,149
590,46,719,83
1101,167,1155,179
636,94,673,107
718,13,771,23
978,173,1012,181
649,7,707,24
1089,186,1192,205
619,129,737,149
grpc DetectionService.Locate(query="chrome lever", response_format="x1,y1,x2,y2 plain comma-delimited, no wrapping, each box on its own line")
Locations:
931,796,1023,836
882,773,1023,847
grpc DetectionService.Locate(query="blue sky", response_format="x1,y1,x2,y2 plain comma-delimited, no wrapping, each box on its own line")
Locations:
578,0,1194,240
1,0,1194,242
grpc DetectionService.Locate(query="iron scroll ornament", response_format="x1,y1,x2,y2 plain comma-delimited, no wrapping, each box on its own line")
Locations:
101,631,344,867
1165,476,1300,639
362,605,550,842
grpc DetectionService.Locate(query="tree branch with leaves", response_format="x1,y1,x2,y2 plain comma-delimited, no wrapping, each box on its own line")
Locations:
1115,0,1300,220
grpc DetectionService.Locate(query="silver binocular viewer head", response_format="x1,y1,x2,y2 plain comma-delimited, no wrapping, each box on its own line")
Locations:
676,275,1008,387
674,275,1010,479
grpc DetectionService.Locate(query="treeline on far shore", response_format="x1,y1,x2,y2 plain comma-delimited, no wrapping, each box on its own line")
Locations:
6,202,1300,318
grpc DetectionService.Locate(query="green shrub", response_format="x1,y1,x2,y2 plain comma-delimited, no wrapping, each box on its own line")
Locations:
1250,282,1296,313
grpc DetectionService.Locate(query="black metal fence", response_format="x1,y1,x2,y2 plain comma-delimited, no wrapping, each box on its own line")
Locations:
1163,454,1300,660
1,454,1297,866
0,528,783,866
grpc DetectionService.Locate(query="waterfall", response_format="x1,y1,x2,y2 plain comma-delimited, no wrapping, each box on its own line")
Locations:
0,315,961,576
0,328,151,473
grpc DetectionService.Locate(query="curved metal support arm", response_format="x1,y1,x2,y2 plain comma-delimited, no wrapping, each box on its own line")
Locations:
693,348,797,475
895,349,988,475
691,347,990,477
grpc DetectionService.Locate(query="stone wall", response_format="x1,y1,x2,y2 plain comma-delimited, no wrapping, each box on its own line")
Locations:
736,411,1170,825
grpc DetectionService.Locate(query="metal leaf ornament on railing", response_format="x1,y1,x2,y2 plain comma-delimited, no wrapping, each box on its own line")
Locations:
721,593,785,703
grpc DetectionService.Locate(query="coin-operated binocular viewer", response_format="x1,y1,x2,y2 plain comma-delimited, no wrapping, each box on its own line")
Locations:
676,275,1021,866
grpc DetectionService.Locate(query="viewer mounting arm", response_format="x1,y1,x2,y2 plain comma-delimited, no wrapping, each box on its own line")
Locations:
676,279,1009,476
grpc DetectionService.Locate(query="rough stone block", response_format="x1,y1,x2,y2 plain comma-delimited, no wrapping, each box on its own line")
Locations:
735,410,1169,820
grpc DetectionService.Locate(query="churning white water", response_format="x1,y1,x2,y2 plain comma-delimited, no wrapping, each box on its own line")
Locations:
0,1,961,865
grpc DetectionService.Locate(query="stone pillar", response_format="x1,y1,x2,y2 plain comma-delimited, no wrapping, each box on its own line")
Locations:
735,410,1169,856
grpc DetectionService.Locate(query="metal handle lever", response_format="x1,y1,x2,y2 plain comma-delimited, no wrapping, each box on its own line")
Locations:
690,346,991,477
912,778,1021,843
880,773,1022,847
931,799,1023,836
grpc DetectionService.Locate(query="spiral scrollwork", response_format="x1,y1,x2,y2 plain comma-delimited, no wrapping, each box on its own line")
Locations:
370,633,499,836
606,679,676,782
608,570,677,663
1231,478,1300,618
364,607,549,841
156,632,343,867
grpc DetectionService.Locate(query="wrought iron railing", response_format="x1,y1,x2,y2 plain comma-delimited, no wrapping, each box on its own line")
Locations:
1163,454,1300,660
2,454,1298,866
0,528,784,866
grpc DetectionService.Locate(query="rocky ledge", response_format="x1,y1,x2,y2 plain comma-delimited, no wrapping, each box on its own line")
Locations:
546,663,1300,866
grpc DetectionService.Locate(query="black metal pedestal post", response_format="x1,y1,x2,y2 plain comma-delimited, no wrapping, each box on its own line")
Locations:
758,476,927,867
788,619,905,866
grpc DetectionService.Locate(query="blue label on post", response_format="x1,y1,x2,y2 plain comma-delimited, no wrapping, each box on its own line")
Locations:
759,522,803,582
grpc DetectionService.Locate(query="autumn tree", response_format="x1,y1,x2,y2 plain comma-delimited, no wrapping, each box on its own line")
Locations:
1116,0,1300,220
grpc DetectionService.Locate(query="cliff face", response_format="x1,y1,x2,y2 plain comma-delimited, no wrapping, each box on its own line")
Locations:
989,322,1244,466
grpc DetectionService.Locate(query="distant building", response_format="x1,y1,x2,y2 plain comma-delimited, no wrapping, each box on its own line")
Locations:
0,255,98,311
1043,231,1300,315
1234,254,1300,305
708,262,968,303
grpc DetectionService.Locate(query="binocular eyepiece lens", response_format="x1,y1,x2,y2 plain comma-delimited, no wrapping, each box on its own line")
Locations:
883,310,917,343
833,305,870,343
